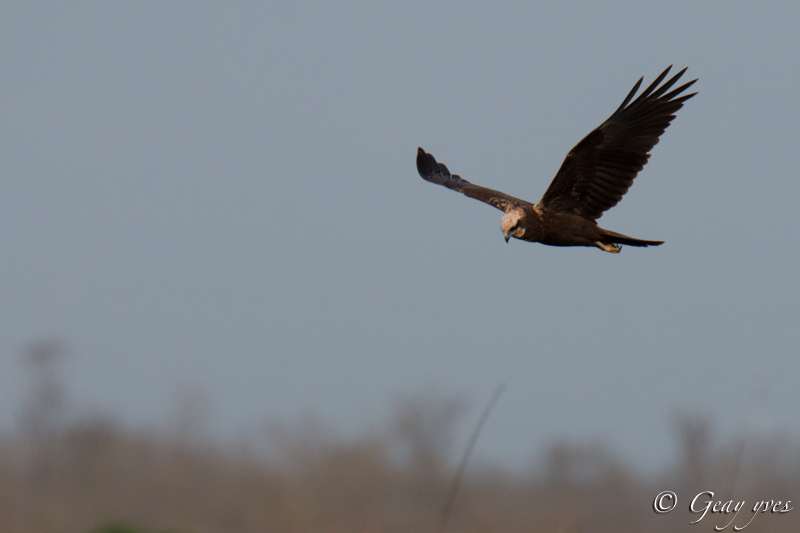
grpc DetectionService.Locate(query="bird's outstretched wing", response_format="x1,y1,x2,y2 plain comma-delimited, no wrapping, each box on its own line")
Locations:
416,148,532,213
539,66,697,220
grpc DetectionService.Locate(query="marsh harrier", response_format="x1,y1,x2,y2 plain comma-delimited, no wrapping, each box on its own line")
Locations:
416,66,696,252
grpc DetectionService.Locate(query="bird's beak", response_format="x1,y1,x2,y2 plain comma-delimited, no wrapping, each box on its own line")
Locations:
504,231,511,243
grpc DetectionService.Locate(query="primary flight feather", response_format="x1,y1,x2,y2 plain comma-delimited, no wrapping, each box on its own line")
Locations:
416,66,697,253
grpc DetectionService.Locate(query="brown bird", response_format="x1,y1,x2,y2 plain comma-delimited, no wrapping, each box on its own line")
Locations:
416,66,697,252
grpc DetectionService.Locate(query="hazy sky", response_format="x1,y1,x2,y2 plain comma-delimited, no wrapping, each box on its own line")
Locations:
1,2,798,469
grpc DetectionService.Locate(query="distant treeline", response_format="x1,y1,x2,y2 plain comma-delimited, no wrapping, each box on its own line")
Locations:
1,397,798,533
2,342,798,532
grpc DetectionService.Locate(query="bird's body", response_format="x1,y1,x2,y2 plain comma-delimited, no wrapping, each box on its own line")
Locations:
416,66,697,253
503,205,663,250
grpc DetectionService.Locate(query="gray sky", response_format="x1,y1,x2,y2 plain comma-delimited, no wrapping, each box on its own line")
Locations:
1,2,798,469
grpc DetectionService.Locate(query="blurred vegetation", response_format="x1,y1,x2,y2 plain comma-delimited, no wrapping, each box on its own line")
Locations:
0,342,798,533
88,523,186,533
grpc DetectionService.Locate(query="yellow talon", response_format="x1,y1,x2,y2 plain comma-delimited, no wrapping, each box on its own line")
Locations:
595,242,621,253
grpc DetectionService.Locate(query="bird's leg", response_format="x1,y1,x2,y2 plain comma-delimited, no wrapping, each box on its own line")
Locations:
595,242,621,253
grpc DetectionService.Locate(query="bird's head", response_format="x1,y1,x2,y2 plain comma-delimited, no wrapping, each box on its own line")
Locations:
501,210,526,243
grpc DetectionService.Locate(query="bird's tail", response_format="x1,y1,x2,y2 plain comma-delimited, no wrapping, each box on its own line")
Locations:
601,229,663,247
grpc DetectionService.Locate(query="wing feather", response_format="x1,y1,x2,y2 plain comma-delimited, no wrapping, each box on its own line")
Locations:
539,66,697,219
416,148,532,213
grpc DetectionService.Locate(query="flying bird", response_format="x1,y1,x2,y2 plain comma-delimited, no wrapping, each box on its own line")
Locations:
416,66,697,253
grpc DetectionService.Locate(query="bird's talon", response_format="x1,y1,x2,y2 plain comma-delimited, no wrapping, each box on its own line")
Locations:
596,242,621,253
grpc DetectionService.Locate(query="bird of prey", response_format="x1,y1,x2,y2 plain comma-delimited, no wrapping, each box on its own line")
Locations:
416,66,697,253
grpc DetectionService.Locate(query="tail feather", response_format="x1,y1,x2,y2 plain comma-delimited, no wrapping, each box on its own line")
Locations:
602,229,663,247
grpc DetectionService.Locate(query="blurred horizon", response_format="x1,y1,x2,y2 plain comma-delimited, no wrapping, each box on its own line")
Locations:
3,344,799,532
4,339,794,471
